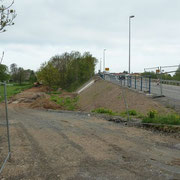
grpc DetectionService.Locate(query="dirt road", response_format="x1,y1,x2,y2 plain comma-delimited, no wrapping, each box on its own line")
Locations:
0,106,180,179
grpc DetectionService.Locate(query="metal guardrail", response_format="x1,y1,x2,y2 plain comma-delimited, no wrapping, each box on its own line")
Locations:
0,82,11,174
99,73,180,100
101,73,152,93
161,79,180,86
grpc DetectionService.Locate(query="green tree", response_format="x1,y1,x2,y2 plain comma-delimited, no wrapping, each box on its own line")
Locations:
173,65,180,81
38,51,97,91
29,71,37,83
37,62,60,89
0,64,9,82
17,67,26,85
50,51,97,91
10,63,18,82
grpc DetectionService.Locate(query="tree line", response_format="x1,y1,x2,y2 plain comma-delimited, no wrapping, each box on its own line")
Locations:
37,51,97,91
0,63,37,84
141,66,180,81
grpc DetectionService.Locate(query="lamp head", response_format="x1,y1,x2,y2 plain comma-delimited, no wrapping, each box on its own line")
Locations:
130,15,135,18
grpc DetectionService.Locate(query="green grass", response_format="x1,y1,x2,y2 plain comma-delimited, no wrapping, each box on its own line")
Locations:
50,95,79,111
47,91,62,95
142,114,180,125
92,108,117,116
92,108,142,119
0,83,33,102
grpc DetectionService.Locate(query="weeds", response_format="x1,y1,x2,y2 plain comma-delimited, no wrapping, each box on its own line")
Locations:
120,109,138,117
92,108,116,115
50,95,79,111
142,110,180,125
92,108,142,119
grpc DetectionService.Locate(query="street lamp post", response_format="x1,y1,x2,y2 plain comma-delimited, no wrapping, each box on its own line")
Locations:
100,58,102,72
129,15,135,74
103,49,106,71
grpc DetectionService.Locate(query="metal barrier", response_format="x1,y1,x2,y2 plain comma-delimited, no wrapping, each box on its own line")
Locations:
0,82,11,174
102,73,151,94
100,72,180,100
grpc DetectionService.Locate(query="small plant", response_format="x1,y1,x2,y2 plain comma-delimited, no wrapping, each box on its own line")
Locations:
128,109,137,116
147,110,158,118
121,109,137,116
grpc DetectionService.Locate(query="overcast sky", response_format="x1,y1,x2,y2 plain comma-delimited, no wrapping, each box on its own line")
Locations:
0,0,180,73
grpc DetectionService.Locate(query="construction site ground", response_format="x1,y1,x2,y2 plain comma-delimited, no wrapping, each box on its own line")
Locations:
0,78,179,179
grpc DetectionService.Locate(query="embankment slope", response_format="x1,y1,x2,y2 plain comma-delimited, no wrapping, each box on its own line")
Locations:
78,77,173,115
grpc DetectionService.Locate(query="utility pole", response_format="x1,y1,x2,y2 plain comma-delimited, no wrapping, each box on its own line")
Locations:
129,15,135,74
100,58,102,72
103,49,106,71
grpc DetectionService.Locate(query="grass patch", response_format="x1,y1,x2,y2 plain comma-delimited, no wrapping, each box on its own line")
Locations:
92,108,144,120
0,83,33,102
142,111,180,125
48,91,62,95
50,95,79,111
92,108,117,116
120,109,139,117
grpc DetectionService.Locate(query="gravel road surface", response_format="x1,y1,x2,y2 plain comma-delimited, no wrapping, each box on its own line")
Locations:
0,106,180,179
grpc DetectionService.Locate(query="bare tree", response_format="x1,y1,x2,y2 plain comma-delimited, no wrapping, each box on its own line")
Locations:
0,0,16,33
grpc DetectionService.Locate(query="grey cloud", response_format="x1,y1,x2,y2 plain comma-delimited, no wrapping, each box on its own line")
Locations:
0,0,180,72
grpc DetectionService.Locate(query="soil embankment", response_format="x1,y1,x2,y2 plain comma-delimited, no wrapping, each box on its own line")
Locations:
6,77,175,116
78,78,173,115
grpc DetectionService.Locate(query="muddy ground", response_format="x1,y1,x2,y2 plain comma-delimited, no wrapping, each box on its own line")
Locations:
0,106,180,179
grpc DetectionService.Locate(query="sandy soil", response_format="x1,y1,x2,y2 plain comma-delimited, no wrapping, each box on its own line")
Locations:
78,78,174,115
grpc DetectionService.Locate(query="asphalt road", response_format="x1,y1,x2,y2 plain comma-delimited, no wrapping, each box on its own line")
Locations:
0,106,180,179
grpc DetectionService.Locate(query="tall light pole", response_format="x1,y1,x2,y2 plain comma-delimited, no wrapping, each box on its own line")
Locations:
100,58,102,72
103,49,106,71
129,15,135,74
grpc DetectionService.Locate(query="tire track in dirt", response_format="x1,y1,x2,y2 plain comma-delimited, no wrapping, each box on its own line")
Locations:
6,107,141,179
1,122,58,180
2,106,180,179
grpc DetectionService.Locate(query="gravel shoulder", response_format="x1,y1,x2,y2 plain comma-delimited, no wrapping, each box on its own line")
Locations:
0,106,180,179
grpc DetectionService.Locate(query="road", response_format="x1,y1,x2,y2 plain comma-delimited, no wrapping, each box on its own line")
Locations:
0,106,180,179
106,75,180,100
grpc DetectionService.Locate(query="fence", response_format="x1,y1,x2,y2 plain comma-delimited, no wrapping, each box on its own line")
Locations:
103,73,152,93
0,82,11,174
100,73,180,100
